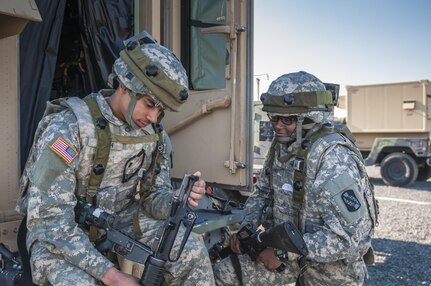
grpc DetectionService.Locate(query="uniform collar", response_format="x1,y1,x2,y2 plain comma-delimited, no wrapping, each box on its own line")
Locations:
96,89,124,127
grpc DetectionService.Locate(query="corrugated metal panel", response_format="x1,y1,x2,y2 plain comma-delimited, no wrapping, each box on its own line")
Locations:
0,36,21,221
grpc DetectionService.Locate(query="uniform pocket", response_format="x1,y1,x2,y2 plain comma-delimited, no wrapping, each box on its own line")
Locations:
273,181,295,221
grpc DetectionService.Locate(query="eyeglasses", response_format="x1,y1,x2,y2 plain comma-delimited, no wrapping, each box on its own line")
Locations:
147,97,166,111
267,114,297,125
122,84,166,112
143,97,165,111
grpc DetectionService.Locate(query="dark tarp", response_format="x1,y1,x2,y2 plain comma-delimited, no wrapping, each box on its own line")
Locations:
78,0,134,92
19,0,67,171
19,0,134,172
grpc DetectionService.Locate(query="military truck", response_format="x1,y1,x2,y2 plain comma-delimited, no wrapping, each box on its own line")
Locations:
253,80,431,187
346,80,431,186
0,0,253,275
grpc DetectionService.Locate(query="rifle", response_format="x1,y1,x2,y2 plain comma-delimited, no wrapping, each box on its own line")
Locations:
75,174,198,286
236,221,309,261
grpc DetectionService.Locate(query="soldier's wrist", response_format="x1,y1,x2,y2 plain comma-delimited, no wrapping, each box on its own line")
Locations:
275,262,286,273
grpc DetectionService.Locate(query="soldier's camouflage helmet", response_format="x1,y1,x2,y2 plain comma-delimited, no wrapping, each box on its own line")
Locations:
260,71,333,115
261,71,336,144
112,41,189,112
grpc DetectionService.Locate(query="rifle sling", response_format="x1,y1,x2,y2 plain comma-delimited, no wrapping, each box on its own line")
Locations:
296,256,307,286
17,215,36,285
229,254,243,286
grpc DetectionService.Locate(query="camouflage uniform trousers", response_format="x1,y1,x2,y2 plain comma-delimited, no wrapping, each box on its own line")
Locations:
213,253,367,286
29,212,216,286
30,242,103,286
213,254,298,286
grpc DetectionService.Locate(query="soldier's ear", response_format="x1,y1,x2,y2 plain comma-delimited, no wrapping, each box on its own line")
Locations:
118,83,128,95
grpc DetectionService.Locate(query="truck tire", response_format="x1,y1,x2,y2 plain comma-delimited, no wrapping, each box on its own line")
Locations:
417,165,431,181
380,153,418,186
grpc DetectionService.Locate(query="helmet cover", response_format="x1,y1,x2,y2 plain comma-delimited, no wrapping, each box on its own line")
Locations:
261,71,333,115
112,42,189,111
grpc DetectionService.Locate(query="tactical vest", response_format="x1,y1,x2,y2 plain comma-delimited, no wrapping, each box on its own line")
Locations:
265,123,378,232
46,93,167,216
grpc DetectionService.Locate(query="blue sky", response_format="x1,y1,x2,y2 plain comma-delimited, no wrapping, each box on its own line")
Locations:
253,0,431,99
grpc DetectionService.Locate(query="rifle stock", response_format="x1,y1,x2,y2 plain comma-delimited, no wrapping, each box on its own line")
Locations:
259,221,309,256
237,221,308,261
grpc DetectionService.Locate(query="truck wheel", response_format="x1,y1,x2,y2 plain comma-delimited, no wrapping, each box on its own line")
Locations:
417,165,431,181
380,153,418,186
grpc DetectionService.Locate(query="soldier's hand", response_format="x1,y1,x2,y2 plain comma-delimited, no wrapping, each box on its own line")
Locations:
187,171,206,208
230,233,241,254
101,267,140,286
258,248,284,272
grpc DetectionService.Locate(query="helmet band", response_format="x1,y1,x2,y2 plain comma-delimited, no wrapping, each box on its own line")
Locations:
120,44,188,111
261,90,333,114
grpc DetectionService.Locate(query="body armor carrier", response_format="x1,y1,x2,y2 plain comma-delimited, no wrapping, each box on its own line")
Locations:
264,123,378,231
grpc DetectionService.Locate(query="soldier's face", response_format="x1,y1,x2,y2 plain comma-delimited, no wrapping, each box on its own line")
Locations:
132,95,164,128
271,117,297,137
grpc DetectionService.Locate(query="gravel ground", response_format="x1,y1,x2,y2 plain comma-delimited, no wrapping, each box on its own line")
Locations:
364,167,431,286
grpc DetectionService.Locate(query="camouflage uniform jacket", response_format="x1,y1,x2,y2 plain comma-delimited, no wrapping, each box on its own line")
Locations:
16,91,174,282
244,124,377,285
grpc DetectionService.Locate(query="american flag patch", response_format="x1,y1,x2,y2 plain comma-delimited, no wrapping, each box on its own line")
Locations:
49,137,77,164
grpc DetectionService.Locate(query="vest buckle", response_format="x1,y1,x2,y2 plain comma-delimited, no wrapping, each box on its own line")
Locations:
157,144,166,154
293,158,304,171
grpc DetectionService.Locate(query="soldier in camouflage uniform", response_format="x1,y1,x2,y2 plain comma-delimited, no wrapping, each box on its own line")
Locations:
16,34,215,286
213,71,378,286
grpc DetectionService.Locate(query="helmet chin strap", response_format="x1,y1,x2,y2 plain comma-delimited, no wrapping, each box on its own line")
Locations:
294,116,304,146
275,132,296,144
125,94,141,130
275,116,317,147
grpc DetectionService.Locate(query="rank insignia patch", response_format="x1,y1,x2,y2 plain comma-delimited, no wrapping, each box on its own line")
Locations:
341,190,361,212
50,137,77,164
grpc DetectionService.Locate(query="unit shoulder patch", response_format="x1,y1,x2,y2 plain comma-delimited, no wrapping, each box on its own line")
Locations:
49,137,77,164
341,189,361,212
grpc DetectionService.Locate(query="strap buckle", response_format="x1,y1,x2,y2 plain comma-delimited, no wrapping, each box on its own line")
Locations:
293,158,304,172
157,143,166,154
276,262,286,273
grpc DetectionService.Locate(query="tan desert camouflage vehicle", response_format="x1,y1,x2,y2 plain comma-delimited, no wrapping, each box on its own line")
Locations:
346,81,431,186
253,81,431,187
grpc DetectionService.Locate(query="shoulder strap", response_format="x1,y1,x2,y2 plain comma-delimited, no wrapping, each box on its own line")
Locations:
291,125,337,226
83,96,112,198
